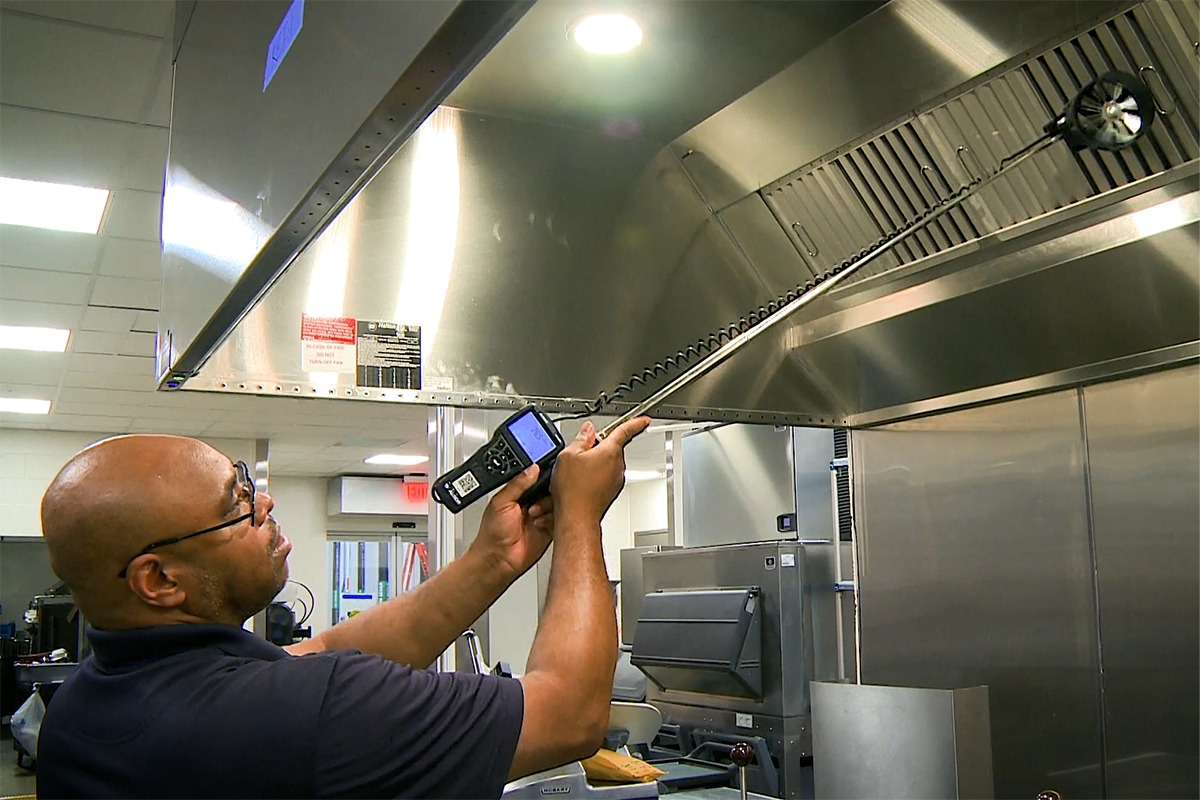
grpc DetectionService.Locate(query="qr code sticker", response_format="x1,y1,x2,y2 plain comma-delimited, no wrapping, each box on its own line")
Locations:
452,471,480,497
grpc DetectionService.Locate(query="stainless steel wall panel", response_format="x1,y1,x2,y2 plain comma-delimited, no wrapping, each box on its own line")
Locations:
1083,365,1200,799
812,682,994,800
790,427,836,543
717,194,817,286
852,390,1104,799
679,424,795,548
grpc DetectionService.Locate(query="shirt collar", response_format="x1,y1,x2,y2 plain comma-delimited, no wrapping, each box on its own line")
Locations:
87,623,287,669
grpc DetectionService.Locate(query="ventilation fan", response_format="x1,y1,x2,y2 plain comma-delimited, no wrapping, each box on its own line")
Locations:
1050,70,1157,151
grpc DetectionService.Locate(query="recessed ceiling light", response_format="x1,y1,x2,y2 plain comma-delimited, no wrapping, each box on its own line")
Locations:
0,398,52,415
573,14,642,54
0,325,70,352
0,176,110,234
625,469,665,482
364,454,429,466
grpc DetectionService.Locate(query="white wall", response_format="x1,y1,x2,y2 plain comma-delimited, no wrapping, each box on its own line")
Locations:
628,479,668,534
267,476,332,635
0,429,253,538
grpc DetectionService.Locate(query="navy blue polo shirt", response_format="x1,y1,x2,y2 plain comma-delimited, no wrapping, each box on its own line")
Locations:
36,623,524,799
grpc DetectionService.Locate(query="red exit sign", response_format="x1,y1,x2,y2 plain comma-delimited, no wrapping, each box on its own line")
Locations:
405,480,429,504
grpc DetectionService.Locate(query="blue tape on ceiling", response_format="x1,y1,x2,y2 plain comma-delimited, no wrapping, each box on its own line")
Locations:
263,0,304,91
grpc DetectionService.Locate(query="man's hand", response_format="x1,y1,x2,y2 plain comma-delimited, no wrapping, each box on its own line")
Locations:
471,466,556,579
551,418,651,522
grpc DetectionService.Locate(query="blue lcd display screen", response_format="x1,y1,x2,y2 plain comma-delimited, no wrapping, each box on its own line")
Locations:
507,411,556,462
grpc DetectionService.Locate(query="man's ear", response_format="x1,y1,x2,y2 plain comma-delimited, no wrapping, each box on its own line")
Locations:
127,556,188,608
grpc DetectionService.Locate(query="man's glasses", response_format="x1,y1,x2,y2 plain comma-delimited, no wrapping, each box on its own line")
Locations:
117,461,256,579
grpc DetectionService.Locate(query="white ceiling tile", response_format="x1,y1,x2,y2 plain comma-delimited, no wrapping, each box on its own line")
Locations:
118,330,156,357
100,236,161,279
0,226,99,273
0,265,91,304
132,310,157,333
0,13,165,123
0,381,58,396
130,404,221,421
104,189,162,242
127,418,211,436
72,330,125,355
60,370,159,391
53,401,144,418
49,413,132,433
199,421,272,438
0,1,175,38
68,353,155,377
125,127,168,193
0,299,81,329
0,104,158,192
0,418,49,431
80,305,137,332
57,386,149,405
0,349,67,385
89,275,159,309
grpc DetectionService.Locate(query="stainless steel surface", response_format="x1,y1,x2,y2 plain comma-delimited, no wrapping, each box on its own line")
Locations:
503,762,657,800
671,790,773,800
852,389,1104,799
679,425,795,548
760,2,1198,290
1082,365,1200,798
429,406,493,671
600,133,1058,439
674,0,1131,210
160,1,531,383
811,682,993,800
619,545,679,647
446,1,882,147
173,1,1198,432
791,428,835,542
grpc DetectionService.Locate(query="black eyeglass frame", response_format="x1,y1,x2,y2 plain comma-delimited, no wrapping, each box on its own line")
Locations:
117,461,256,579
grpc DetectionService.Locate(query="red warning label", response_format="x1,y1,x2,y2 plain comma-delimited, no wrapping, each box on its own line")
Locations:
301,314,356,373
301,315,356,344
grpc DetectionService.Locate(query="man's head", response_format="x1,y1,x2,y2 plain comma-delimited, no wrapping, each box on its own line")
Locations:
41,435,290,630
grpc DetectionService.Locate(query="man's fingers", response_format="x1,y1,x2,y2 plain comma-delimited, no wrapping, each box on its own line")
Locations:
571,421,597,451
602,417,651,449
494,463,539,504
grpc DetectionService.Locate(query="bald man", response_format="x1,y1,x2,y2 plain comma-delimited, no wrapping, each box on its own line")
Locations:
36,417,650,799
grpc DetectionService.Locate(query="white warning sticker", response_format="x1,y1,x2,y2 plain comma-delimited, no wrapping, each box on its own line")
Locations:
300,314,356,374
781,553,796,568
735,713,753,729
452,471,480,498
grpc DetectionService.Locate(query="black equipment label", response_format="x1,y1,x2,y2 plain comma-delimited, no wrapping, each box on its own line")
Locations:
356,321,421,389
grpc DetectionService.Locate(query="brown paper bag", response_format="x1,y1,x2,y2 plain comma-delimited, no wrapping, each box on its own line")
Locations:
580,749,666,784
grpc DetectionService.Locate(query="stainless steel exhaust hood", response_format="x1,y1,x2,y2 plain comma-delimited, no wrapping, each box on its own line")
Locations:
161,0,1198,427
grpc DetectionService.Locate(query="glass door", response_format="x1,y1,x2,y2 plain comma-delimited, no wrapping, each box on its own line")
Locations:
327,535,427,627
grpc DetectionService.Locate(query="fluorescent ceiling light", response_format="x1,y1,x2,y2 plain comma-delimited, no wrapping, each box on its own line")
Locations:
0,398,52,415
364,454,429,466
0,325,70,352
0,176,110,234
625,469,665,482
574,14,642,54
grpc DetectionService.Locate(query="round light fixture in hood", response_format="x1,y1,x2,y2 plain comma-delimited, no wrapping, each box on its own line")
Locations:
573,14,642,54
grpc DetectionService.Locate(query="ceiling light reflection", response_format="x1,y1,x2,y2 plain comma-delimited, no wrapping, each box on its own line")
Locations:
893,0,1006,77
574,14,642,54
393,107,461,367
